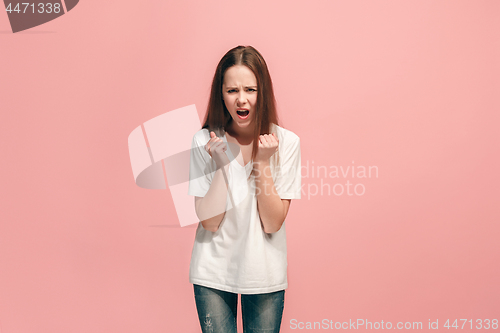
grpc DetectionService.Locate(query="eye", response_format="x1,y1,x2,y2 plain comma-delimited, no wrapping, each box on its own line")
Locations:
247,88,257,92
227,89,236,93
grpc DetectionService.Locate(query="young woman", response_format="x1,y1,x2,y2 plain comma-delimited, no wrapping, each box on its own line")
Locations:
188,45,301,333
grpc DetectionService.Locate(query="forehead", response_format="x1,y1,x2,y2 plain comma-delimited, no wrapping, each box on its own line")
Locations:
223,65,257,86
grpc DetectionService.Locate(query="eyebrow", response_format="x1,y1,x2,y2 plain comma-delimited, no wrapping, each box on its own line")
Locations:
225,86,257,89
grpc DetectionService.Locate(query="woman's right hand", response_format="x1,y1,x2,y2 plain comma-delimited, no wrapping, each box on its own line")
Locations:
205,131,231,169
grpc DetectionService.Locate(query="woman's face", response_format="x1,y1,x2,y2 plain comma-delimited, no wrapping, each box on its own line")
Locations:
222,65,258,132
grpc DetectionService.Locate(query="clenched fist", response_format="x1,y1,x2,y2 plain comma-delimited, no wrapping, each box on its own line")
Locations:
255,133,279,163
205,131,231,169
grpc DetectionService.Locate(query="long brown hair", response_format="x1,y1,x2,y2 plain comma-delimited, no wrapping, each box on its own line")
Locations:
201,45,281,164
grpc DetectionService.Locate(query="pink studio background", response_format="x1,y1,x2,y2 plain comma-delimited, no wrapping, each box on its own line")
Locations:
1,0,498,332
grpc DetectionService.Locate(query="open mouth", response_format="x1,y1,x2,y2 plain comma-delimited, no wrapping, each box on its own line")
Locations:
236,110,250,119
236,110,249,116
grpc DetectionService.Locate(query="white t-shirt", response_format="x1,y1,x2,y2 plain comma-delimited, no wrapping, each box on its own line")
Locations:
187,123,301,294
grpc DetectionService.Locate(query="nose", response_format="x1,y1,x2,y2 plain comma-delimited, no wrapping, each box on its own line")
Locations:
236,91,247,105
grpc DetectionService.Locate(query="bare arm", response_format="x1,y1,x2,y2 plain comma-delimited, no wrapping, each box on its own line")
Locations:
254,160,292,233
253,133,293,233
193,131,232,232
194,163,230,232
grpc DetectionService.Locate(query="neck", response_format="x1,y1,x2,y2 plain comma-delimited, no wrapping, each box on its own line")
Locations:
227,122,255,142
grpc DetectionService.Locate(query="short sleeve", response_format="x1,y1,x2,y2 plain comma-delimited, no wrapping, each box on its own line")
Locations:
188,132,212,197
274,135,302,199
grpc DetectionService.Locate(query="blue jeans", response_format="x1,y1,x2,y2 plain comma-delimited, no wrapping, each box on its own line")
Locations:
193,284,285,333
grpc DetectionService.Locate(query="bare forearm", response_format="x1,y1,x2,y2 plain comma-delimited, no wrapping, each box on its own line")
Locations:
254,161,285,233
196,164,230,232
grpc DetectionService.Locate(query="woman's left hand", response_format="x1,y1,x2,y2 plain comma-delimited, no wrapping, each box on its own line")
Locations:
255,133,279,162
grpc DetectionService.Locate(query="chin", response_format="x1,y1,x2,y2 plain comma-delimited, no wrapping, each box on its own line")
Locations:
235,120,253,126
